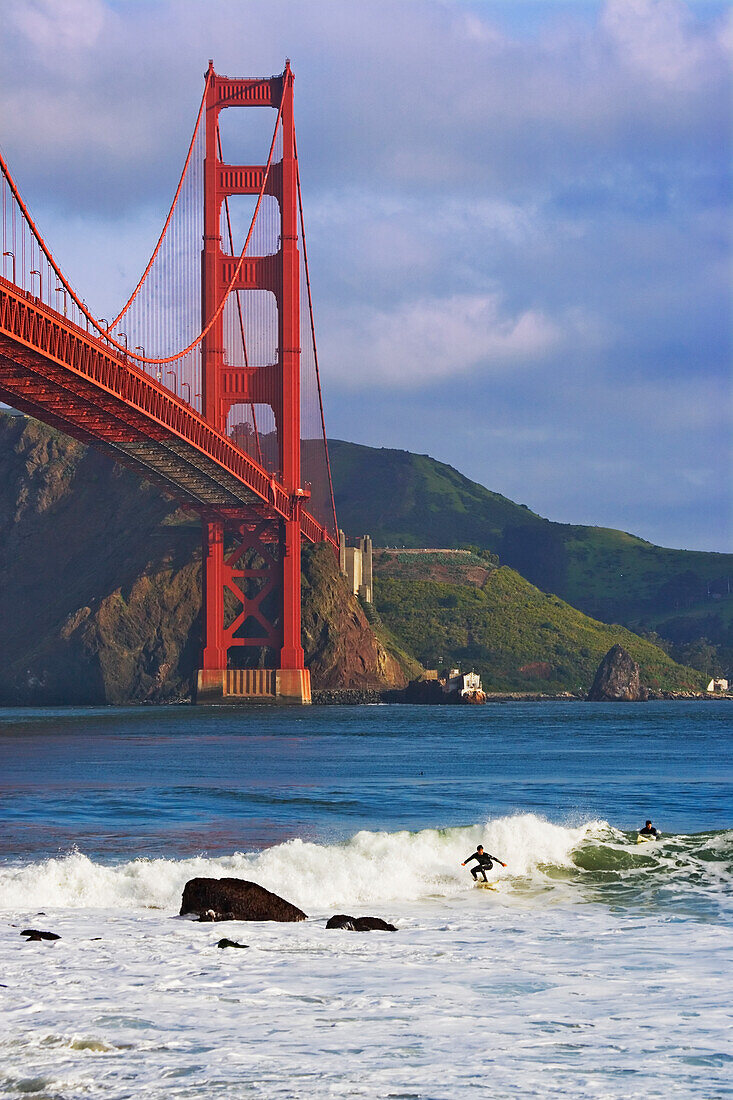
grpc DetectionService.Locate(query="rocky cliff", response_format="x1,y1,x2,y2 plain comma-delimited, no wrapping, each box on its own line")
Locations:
302,544,418,689
0,412,408,703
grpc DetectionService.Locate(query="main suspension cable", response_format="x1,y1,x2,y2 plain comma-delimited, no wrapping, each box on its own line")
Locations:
294,128,338,537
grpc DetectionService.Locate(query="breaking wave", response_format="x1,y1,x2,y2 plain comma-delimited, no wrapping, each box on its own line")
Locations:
1,813,730,915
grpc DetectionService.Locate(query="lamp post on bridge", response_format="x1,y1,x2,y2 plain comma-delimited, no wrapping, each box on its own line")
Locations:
3,251,15,284
30,269,42,301
55,283,68,317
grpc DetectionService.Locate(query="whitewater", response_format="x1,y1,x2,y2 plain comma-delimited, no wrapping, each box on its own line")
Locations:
0,702,731,1098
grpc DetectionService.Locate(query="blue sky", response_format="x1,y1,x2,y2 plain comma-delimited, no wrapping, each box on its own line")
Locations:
0,0,730,551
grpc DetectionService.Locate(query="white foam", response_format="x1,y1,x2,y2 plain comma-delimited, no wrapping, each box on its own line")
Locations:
1,883,730,1100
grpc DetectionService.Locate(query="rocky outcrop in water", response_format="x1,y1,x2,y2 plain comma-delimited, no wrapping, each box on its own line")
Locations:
180,878,307,922
587,644,648,701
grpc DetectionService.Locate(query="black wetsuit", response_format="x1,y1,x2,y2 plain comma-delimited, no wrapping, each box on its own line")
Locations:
639,825,658,838
464,850,500,881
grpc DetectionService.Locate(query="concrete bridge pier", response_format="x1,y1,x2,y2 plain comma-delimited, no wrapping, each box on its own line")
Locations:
196,668,311,705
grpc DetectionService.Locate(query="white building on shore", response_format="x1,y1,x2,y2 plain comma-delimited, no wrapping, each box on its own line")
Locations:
339,531,373,604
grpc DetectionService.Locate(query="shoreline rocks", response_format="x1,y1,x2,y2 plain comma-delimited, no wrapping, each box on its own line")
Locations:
312,688,385,705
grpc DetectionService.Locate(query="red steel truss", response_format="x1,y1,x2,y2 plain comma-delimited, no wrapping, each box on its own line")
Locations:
0,62,337,704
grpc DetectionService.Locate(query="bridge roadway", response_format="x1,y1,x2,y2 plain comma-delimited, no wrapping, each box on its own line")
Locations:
0,276,330,545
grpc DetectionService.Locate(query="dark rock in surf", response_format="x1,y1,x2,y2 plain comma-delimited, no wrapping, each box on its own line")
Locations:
217,938,248,949
21,929,60,941
587,644,648,702
180,878,306,923
326,914,397,932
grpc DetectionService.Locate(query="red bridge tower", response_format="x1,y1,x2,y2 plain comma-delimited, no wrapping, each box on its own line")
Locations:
197,61,310,705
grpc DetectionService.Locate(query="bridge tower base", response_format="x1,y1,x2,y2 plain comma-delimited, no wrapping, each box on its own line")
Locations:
196,668,311,706
195,516,311,705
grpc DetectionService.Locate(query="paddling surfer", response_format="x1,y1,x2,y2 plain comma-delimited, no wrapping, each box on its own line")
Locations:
638,820,659,839
462,844,507,882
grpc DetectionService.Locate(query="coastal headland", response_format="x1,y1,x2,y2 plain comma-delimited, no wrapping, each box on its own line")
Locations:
1,411,730,705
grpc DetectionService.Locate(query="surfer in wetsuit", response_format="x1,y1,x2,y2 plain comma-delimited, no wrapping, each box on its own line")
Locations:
639,820,659,838
462,844,507,882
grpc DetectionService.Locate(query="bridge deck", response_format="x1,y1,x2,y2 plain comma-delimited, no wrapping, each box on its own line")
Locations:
0,278,331,545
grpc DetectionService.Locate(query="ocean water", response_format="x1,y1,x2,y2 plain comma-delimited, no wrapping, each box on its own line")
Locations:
0,701,730,1099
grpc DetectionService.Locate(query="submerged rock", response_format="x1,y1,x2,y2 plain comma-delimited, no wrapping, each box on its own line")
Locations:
217,938,248,949
21,929,60,941
180,878,307,923
326,914,397,932
587,644,648,702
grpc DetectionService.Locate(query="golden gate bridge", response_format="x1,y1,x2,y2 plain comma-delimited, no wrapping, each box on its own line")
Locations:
0,61,338,705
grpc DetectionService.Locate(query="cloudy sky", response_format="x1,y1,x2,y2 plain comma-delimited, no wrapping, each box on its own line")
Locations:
1,0,730,551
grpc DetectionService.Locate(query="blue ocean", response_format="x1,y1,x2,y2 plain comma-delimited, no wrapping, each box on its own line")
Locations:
0,702,731,1098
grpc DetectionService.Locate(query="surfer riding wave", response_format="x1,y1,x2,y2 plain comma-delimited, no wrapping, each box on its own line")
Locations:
462,844,507,882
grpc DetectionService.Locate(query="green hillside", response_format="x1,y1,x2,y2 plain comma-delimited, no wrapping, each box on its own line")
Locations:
330,440,544,551
329,440,733,664
373,553,703,694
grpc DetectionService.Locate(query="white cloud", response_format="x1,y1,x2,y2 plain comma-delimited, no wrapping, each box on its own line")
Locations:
602,0,712,87
10,0,106,58
322,292,560,388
